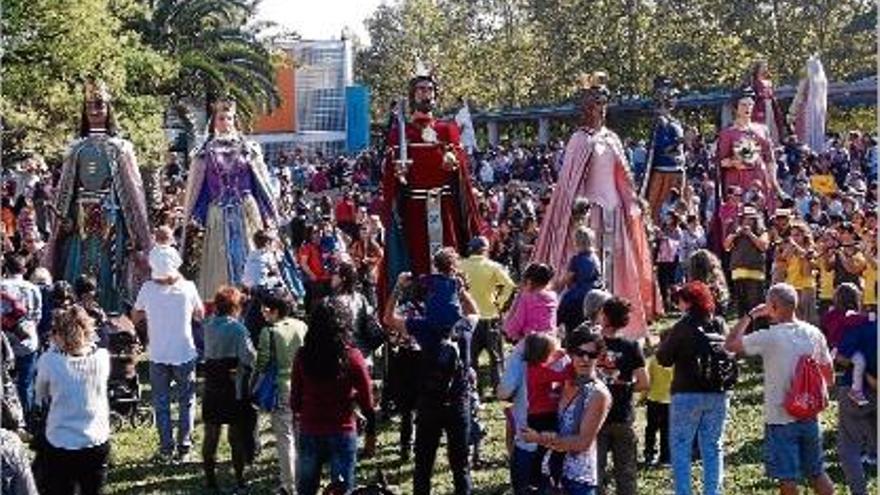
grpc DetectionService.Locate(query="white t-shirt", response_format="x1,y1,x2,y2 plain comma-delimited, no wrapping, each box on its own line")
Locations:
743,320,832,425
134,279,203,365
35,347,110,449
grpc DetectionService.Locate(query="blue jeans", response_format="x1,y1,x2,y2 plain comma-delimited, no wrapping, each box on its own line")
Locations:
296,432,358,495
15,351,37,419
561,479,597,495
670,393,728,495
149,359,196,454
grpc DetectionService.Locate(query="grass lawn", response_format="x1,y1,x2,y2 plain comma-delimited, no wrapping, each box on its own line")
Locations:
105,356,876,494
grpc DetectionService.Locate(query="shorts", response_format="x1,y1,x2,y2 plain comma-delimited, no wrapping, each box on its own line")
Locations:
764,420,825,481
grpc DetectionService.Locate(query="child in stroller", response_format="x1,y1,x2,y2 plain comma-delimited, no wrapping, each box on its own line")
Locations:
104,314,152,431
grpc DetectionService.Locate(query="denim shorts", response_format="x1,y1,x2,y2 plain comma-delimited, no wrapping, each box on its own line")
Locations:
764,419,825,481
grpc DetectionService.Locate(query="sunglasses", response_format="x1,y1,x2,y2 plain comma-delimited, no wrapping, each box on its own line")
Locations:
569,347,601,359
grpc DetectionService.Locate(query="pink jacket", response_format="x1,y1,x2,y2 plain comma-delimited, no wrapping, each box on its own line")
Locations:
504,289,559,341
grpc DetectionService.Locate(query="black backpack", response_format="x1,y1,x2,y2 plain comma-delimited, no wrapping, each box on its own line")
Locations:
693,318,739,392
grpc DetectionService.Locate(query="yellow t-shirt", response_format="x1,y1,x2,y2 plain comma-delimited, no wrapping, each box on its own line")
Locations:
818,264,835,301
645,356,673,404
864,259,877,306
786,257,815,290
811,174,837,196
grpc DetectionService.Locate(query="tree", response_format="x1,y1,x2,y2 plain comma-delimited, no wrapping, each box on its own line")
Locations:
1,0,176,163
131,0,281,125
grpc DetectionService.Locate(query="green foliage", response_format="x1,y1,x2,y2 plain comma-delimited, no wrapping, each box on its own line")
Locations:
355,0,876,120
1,0,176,163
133,0,281,125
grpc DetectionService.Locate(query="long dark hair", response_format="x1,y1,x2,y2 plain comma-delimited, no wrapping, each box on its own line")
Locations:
302,297,353,380
78,102,119,137
334,260,358,295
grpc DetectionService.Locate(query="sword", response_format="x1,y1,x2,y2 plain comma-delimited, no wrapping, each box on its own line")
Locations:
394,98,412,184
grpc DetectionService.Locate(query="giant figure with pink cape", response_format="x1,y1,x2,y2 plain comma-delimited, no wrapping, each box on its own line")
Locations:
531,72,660,339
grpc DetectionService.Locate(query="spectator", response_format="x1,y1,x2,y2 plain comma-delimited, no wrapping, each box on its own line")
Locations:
655,215,683,309
685,249,730,315
724,207,769,318
0,255,41,420
577,289,613,332
595,297,648,495
820,283,869,350
256,290,307,495
775,222,818,324
656,282,730,495
520,329,612,495
834,314,877,495
332,260,382,358
557,226,602,333
678,214,706,271
299,225,333,311
460,235,516,397
349,223,383,306
504,263,558,342
242,229,284,290
292,298,375,495
641,344,672,468
201,286,256,493
132,245,204,463
34,306,110,495
724,283,835,495
383,248,479,495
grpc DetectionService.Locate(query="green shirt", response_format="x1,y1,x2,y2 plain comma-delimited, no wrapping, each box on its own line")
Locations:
256,317,308,392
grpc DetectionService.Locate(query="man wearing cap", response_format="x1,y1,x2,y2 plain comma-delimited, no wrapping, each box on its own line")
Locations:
724,206,770,319
459,236,516,397
132,245,204,463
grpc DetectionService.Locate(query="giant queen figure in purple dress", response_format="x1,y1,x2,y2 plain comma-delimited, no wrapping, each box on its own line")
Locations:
182,98,278,299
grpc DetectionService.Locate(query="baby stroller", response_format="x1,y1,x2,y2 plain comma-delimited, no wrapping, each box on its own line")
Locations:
104,314,153,432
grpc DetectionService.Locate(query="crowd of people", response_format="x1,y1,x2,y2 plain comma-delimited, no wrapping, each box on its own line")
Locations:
1,82,878,495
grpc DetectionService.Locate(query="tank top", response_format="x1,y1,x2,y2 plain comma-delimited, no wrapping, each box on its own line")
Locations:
542,379,604,485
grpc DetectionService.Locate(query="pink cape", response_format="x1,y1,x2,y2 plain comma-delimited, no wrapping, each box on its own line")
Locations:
531,128,661,339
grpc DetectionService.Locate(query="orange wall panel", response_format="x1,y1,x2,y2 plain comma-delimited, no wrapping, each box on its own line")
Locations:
253,57,297,133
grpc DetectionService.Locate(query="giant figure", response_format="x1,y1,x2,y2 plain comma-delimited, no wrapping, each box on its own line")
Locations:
381,71,481,291
531,72,660,338
716,86,780,212
182,98,279,299
45,79,152,312
746,59,786,145
641,76,686,224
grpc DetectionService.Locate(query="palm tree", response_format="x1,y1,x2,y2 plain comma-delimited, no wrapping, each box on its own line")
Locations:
132,0,281,124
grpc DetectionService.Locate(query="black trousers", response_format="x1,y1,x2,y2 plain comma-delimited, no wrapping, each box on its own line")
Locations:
44,441,110,495
732,278,765,318
643,400,670,463
388,347,420,449
414,403,472,495
656,261,680,307
469,318,503,396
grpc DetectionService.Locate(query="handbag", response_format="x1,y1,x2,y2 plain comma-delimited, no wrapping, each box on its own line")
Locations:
251,328,279,412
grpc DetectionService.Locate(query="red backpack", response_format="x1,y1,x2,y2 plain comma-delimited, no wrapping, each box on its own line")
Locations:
784,354,829,420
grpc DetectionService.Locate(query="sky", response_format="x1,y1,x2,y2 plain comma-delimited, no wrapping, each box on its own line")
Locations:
256,0,384,44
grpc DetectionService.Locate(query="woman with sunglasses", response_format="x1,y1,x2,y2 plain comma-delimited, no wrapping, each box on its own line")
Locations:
522,329,611,495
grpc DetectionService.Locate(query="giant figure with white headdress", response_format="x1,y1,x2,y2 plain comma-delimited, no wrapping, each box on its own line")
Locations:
45,78,152,312
788,55,828,153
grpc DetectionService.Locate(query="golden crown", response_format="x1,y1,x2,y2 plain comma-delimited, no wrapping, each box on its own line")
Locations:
210,98,237,113
83,78,111,102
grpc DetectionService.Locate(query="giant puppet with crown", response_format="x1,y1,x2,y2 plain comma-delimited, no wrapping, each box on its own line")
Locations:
182,96,281,299
531,72,660,339
44,78,152,312
380,63,482,296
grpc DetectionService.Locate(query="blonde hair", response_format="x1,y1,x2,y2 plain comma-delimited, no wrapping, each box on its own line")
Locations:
574,225,595,252
52,305,95,354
